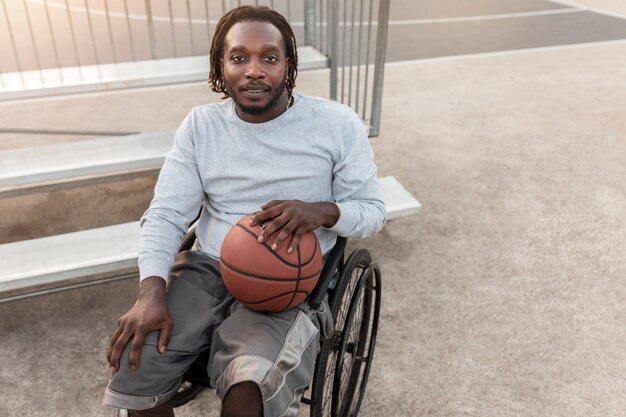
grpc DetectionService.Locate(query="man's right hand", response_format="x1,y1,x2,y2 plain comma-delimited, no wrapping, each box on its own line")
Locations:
107,276,174,372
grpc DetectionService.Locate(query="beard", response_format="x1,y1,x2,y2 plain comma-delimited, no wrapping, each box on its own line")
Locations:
225,80,287,116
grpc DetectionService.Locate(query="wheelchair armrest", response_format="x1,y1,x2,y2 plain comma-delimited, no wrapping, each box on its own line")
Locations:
308,236,347,310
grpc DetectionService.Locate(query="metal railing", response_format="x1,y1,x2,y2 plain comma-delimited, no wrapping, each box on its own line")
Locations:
0,0,389,135
316,0,390,136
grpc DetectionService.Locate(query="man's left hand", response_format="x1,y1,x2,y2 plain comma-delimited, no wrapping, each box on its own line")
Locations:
249,200,339,254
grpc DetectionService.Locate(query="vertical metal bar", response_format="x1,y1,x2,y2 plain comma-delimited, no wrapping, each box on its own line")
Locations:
205,0,211,51
304,0,315,46
362,0,374,120
270,0,274,10
144,0,157,59
22,0,45,85
316,0,322,51
1,0,26,86
329,0,338,100
64,0,84,81
222,0,228,15
347,0,356,107
103,0,118,64
369,0,390,137
340,0,348,102
123,0,137,61
186,0,195,55
43,0,64,84
286,0,291,22
326,0,331,57
317,0,323,50
354,0,365,114
0,1,6,88
84,0,103,79
168,0,178,57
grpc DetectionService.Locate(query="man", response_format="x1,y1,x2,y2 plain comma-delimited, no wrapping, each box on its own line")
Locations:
104,5,385,417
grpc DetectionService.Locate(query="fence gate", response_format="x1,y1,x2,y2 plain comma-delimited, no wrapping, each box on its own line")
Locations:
0,0,390,135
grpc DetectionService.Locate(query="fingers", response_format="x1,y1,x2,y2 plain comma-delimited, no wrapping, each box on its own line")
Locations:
264,218,293,250
108,327,132,372
128,328,146,370
260,200,284,210
257,214,291,245
107,325,124,365
249,202,285,226
264,219,309,254
286,228,306,254
158,321,173,354
249,200,316,253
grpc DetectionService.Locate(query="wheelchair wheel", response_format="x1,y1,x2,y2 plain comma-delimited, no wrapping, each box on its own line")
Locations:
310,249,381,417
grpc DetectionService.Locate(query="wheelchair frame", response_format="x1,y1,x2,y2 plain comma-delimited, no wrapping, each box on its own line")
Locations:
120,227,381,417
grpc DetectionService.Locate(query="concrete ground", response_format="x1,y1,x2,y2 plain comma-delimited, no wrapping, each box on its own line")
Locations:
1,1,626,416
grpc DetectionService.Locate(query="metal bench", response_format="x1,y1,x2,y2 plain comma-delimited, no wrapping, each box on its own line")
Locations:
0,131,174,199
0,176,420,302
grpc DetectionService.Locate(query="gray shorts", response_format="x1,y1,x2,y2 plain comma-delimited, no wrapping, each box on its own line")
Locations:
103,251,333,417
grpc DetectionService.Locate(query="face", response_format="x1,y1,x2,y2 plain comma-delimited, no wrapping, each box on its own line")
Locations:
221,20,290,123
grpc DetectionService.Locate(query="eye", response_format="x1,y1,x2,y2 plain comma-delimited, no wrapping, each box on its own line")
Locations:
231,55,245,63
265,55,279,63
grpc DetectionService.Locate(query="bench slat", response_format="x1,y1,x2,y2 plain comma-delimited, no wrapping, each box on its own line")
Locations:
379,176,422,219
0,222,140,292
0,131,174,195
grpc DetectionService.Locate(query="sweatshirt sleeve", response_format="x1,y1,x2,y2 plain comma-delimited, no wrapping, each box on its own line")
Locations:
138,112,204,283
325,110,387,237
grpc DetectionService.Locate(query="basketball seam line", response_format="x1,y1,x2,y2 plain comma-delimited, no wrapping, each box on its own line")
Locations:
234,223,318,268
283,245,302,311
219,257,321,282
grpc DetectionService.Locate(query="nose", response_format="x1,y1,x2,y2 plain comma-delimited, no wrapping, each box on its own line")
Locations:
245,59,265,79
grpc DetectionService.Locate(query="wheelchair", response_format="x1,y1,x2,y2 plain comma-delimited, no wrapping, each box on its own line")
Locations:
119,226,381,417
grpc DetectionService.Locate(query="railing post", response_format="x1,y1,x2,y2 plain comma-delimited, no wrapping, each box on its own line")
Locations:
144,0,157,60
369,0,390,137
304,0,316,47
329,0,339,100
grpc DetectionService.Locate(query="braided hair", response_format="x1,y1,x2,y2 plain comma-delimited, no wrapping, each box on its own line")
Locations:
209,5,298,102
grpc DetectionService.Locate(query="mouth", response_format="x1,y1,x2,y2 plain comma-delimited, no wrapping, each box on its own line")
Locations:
240,85,271,97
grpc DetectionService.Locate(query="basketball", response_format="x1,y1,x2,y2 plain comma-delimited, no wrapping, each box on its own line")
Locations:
219,214,323,313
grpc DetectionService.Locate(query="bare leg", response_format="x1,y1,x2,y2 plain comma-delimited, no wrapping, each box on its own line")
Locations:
129,400,175,417
221,381,263,417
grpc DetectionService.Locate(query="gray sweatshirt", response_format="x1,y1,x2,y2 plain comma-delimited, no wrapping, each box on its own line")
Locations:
139,93,386,282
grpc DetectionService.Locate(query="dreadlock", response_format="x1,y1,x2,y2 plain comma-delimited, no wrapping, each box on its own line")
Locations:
209,5,298,102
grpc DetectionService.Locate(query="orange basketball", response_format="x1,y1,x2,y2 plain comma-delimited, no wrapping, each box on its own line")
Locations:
219,214,323,313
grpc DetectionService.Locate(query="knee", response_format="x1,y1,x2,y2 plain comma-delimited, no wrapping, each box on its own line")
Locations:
222,381,263,417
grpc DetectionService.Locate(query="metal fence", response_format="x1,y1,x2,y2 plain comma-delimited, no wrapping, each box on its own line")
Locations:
0,0,389,135
320,0,390,136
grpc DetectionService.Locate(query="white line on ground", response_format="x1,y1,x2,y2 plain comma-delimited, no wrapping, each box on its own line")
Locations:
384,38,626,67
546,0,626,20
386,8,581,24
27,1,581,26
